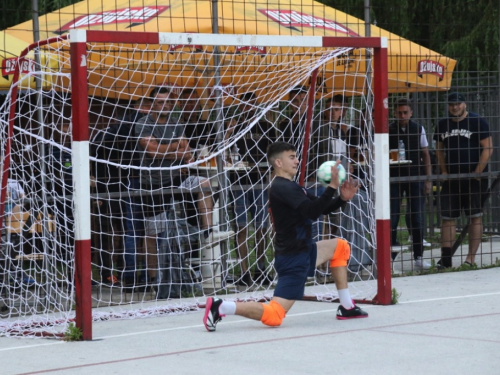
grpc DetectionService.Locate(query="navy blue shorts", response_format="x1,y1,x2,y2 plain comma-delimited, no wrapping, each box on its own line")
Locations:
273,243,317,300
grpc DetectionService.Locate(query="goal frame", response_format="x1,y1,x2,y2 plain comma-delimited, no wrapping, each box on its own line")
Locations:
4,30,390,340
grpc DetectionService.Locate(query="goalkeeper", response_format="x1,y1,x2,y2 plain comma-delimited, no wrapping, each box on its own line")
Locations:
203,141,368,331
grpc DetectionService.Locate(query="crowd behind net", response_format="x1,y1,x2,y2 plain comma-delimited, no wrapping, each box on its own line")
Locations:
0,37,377,337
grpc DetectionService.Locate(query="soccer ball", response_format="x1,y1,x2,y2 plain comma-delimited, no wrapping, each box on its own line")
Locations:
317,161,347,187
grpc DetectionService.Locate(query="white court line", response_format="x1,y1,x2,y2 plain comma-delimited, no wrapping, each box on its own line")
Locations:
398,291,500,304
1,290,498,352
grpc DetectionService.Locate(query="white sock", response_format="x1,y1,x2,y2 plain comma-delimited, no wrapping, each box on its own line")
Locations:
219,301,236,316
338,289,355,309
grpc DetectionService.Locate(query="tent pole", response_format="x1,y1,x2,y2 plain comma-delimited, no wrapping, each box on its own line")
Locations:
31,0,52,282
212,0,231,288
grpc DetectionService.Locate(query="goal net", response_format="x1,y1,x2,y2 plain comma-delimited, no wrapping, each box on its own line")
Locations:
0,31,388,338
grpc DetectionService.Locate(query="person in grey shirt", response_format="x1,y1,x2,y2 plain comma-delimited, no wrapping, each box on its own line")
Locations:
135,87,233,285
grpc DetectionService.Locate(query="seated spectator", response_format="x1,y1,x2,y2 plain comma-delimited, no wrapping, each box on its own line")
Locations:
135,87,234,288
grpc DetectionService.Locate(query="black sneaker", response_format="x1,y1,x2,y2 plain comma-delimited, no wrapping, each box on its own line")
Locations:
203,297,224,332
336,304,369,320
436,259,452,270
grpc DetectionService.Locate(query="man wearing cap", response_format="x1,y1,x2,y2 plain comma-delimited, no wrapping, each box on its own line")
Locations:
434,93,493,268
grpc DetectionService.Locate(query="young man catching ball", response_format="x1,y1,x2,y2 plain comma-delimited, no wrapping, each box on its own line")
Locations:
203,141,368,331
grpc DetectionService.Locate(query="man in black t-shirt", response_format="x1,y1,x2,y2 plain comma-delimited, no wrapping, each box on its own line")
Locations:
434,92,493,268
203,142,368,332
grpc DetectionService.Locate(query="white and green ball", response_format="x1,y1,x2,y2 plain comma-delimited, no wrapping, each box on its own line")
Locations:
317,161,347,187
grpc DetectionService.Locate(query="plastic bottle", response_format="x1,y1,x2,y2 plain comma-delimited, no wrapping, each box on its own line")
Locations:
398,140,406,161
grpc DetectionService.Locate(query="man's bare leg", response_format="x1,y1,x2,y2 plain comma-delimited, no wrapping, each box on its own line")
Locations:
236,227,249,275
441,219,456,248
466,216,483,264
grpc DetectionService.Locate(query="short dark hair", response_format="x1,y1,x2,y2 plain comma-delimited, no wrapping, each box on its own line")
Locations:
134,97,152,107
149,86,170,99
290,86,308,98
394,97,412,109
240,92,257,102
326,94,348,106
266,141,296,167
181,88,196,97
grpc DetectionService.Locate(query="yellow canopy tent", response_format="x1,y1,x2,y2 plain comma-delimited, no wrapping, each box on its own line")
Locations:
0,31,61,90
1,0,456,97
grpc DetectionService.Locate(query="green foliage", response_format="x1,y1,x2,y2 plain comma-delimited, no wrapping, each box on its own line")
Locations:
63,322,83,341
391,287,401,304
322,0,499,74
0,0,80,30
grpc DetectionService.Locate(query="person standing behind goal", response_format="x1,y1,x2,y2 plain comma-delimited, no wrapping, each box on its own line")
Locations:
434,92,493,268
203,141,368,331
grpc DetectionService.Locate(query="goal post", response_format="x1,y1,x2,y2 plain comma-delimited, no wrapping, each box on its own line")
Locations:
0,30,390,339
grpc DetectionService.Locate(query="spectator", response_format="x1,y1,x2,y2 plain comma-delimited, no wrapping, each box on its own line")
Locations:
45,124,74,266
434,93,493,268
91,98,152,287
389,98,432,270
309,95,349,280
5,178,25,215
278,86,308,150
342,108,374,273
135,87,233,288
121,98,151,287
2,178,35,286
225,92,273,286
317,95,350,238
178,89,205,143
320,95,350,164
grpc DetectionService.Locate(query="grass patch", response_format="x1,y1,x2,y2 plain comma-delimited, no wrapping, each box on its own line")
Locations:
63,322,83,341
391,288,401,304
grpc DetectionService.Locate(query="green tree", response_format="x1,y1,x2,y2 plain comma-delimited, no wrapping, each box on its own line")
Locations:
323,0,499,74
0,0,80,30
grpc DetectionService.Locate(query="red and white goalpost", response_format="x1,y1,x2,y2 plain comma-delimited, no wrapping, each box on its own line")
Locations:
0,30,389,339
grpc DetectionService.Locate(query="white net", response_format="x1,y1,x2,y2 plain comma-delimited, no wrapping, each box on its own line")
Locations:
0,34,377,337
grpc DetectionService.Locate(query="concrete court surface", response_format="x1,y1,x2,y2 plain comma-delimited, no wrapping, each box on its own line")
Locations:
1,267,499,375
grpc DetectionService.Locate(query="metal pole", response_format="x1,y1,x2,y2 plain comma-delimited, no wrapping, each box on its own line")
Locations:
364,0,371,38
211,0,231,288
32,0,52,290
364,0,372,102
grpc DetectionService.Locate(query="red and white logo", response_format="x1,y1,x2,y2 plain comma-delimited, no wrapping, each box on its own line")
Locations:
55,6,169,33
258,9,359,36
417,60,445,81
235,46,267,54
169,44,203,52
2,57,35,78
